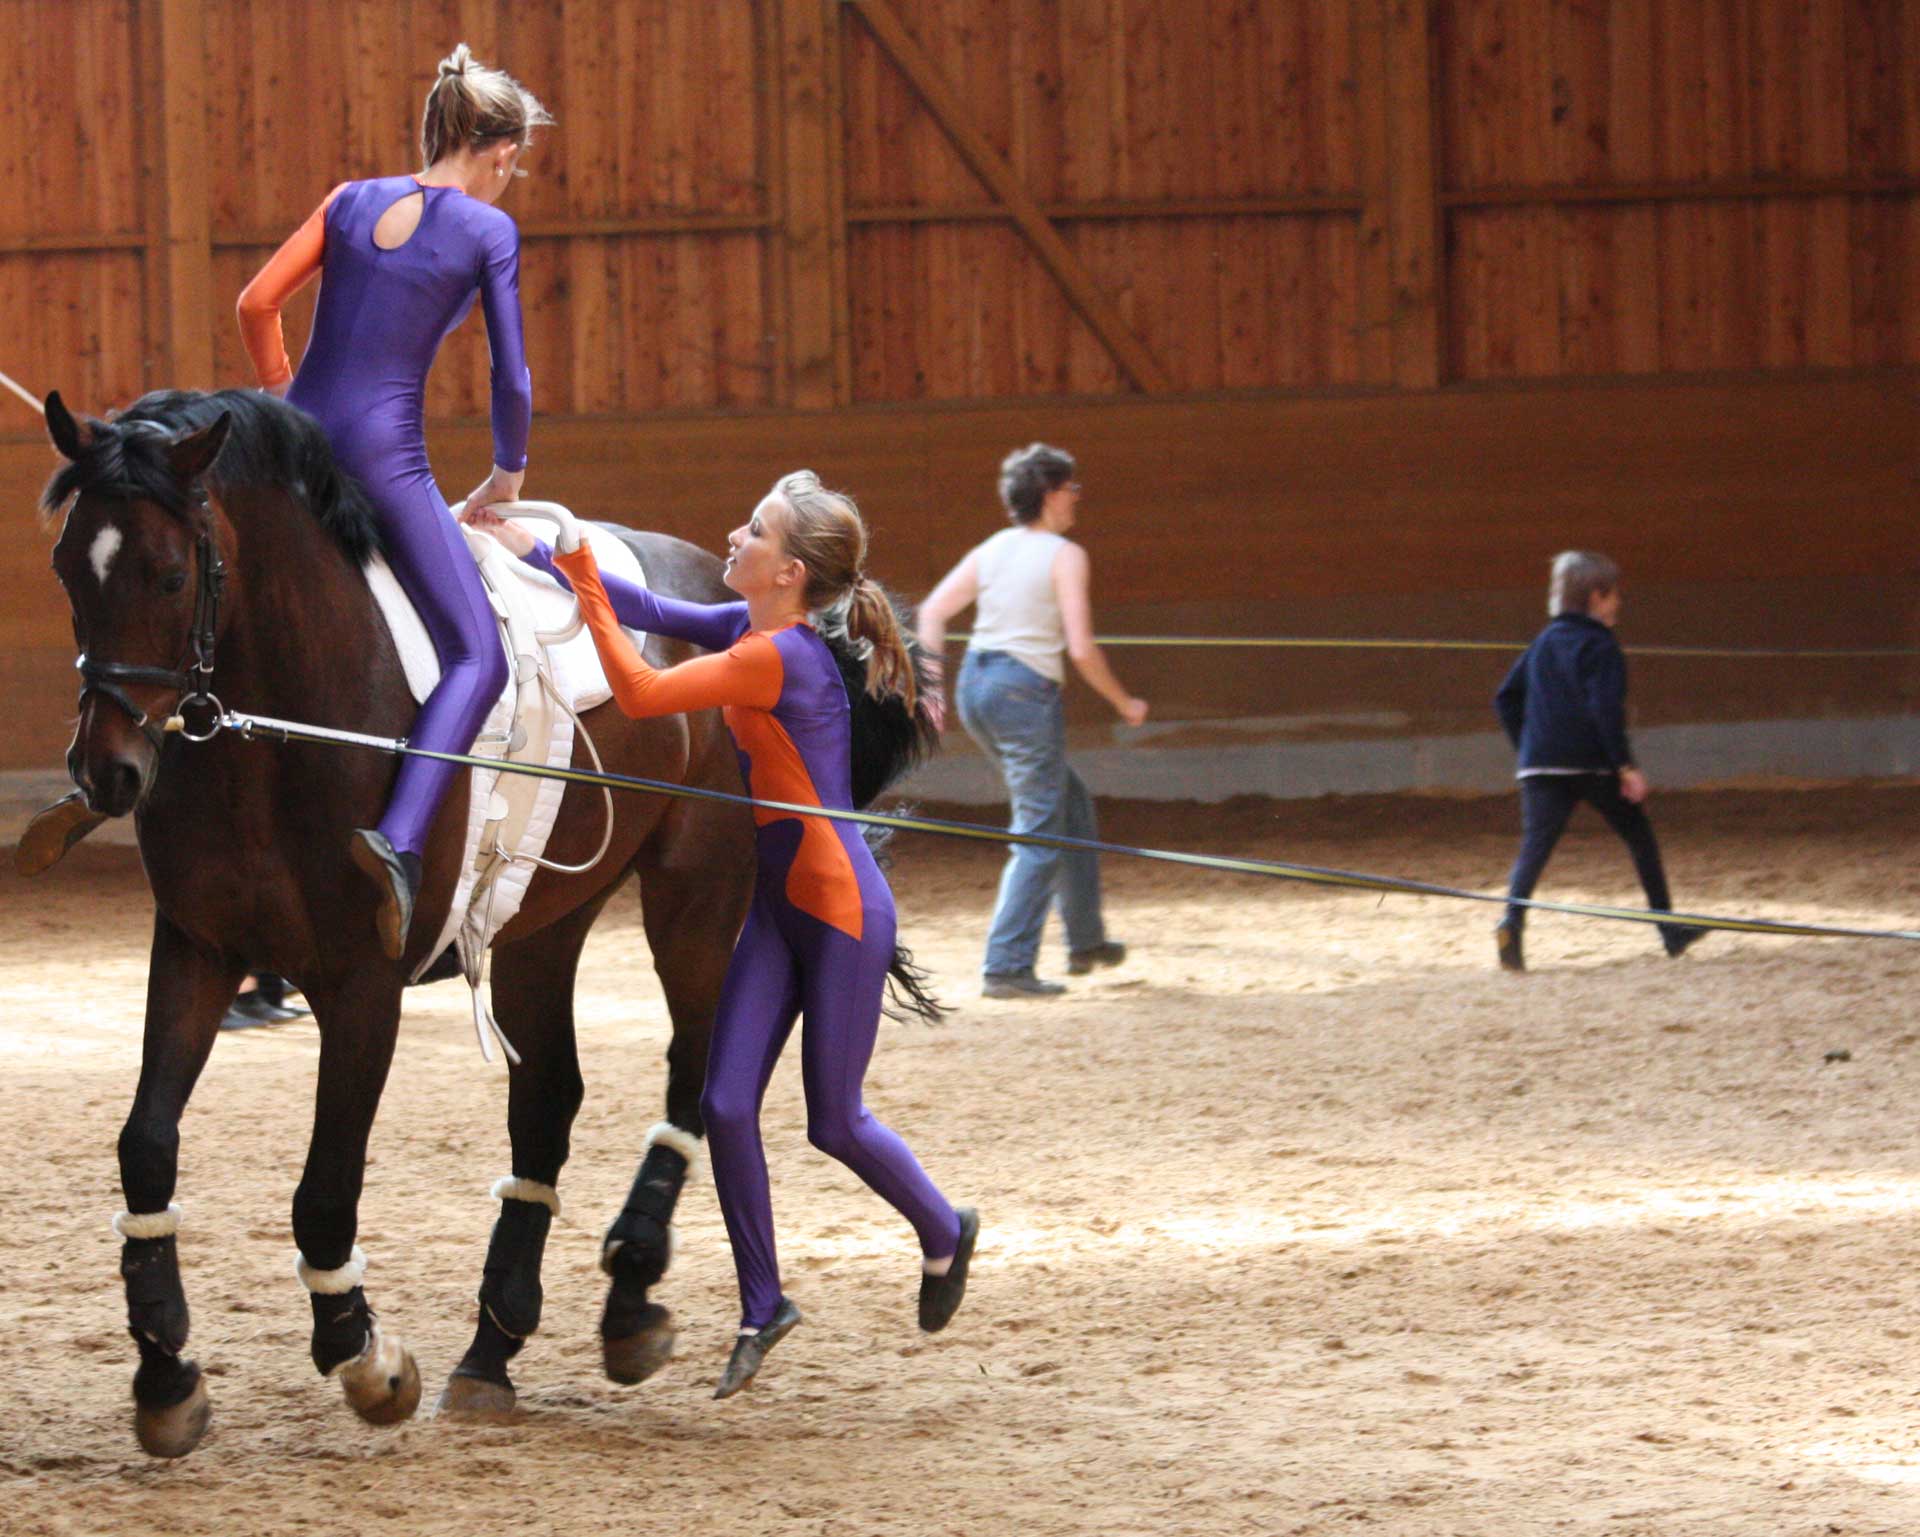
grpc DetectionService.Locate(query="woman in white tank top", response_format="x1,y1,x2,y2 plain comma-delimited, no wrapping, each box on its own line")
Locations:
917,444,1149,996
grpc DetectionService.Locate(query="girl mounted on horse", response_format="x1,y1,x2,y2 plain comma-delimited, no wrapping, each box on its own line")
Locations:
237,45,551,958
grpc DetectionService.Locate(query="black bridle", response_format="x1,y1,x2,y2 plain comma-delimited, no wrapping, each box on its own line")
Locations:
75,488,228,750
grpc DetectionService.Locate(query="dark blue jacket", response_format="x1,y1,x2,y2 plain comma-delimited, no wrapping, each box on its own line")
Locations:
1494,613,1633,771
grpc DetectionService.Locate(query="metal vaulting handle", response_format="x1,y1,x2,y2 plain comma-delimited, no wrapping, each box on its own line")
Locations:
458,498,586,555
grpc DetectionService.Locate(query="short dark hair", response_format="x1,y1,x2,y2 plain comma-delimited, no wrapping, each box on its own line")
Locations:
997,443,1076,525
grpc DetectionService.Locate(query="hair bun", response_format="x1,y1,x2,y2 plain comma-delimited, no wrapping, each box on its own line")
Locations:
438,43,472,79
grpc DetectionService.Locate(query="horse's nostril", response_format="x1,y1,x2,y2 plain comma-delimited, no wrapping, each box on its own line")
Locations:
100,758,143,815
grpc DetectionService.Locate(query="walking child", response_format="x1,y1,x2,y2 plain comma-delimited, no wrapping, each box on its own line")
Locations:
1493,551,1704,972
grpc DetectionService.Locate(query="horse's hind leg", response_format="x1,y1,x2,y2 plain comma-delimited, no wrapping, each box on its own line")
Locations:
118,915,243,1457
439,892,606,1419
291,967,420,1427
600,819,751,1385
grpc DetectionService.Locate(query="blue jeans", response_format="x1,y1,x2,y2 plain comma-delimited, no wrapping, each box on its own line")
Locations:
956,650,1106,976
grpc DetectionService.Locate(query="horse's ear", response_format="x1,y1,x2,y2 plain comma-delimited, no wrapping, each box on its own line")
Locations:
168,412,231,486
45,391,86,462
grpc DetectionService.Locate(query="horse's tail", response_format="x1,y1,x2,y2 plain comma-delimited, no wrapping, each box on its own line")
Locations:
820,589,948,1023
884,937,948,1025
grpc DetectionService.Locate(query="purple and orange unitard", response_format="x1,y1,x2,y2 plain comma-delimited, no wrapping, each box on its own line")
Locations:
537,538,962,1330
239,176,527,858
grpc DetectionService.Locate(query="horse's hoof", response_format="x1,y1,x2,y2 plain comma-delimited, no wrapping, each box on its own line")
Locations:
436,1372,517,1422
133,1372,211,1459
603,1304,675,1385
339,1328,422,1426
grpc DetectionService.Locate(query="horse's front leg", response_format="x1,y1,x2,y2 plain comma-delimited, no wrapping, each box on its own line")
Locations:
118,915,244,1458
293,966,420,1426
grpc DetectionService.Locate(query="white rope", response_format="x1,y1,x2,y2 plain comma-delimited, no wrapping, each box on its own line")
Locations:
0,366,45,417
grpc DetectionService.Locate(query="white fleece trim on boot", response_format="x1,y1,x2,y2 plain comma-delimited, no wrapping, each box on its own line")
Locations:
491,1175,561,1218
296,1244,369,1295
113,1204,182,1240
645,1120,703,1173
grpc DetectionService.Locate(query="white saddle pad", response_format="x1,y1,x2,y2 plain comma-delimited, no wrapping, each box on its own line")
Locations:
363,519,647,1057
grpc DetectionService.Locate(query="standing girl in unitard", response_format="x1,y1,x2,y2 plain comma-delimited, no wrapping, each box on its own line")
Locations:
468,475,978,1397
237,45,552,958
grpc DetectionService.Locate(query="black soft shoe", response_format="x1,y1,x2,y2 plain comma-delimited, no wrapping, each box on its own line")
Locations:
982,971,1066,999
1495,923,1525,973
1067,941,1127,976
16,790,109,877
220,974,309,1030
919,1207,979,1334
713,1297,802,1399
1662,924,1706,959
350,829,422,962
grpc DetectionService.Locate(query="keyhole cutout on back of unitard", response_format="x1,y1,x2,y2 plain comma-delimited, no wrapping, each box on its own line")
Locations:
373,191,426,252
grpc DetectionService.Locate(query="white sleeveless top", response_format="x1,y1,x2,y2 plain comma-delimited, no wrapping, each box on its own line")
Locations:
968,526,1068,683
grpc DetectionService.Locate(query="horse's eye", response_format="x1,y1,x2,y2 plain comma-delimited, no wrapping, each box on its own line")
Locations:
159,571,188,596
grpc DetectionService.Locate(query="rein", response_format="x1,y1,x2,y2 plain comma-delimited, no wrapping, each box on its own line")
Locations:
75,490,227,750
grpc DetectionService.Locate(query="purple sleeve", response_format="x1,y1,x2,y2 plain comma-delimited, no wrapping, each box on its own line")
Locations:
479,216,532,472
524,540,750,651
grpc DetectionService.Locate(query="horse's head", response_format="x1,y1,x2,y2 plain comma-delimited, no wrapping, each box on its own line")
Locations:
43,392,233,817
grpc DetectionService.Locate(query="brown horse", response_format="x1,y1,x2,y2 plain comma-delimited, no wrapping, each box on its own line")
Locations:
41,386,932,1456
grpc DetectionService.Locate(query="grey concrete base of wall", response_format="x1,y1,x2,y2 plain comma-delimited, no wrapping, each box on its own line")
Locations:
895,714,1920,805
5,716,1914,847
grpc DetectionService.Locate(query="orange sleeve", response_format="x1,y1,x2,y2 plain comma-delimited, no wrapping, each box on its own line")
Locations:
236,184,345,389
555,545,783,718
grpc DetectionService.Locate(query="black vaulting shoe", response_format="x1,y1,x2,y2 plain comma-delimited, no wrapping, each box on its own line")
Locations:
919,1207,979,1334
713,1297,802,1400
1067,940,1127,976
16,790,110,877
1495,923,1525,973
349,828,421,962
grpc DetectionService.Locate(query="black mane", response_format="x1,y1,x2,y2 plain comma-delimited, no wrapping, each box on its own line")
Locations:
41,388,381,565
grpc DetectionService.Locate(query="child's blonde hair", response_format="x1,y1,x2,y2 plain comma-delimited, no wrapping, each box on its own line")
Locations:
1548,551,1620,616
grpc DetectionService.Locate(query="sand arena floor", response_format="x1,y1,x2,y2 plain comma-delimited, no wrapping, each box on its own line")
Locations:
5,787,1920,1536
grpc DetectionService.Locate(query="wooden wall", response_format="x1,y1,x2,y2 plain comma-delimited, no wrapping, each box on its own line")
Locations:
2,4,1917,775
7,0,1917,422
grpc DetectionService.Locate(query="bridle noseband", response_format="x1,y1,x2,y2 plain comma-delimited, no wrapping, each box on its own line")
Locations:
75,486,229,750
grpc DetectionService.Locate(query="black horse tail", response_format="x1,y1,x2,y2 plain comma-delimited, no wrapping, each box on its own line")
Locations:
818,586,948,1024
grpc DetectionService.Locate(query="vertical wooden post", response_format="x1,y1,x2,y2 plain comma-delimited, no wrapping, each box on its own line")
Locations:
776,0,843,408
154,0,213,387
1379,0,1443,389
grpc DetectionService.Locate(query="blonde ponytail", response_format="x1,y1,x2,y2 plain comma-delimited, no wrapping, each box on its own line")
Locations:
420,44,554,169
844,578,919,711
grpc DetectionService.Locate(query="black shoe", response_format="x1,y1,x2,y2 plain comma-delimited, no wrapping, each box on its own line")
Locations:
982,971,1066,999
350,829,421,962
1495,923,1525,973
713,1297,801,1399
220,975,309,1030
919,1208,979,1334
16,790,110,877
1067,941,1127,976
1662,924,1706,959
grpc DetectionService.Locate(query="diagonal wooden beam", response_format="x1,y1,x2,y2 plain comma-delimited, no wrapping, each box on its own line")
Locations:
843,0,1172,393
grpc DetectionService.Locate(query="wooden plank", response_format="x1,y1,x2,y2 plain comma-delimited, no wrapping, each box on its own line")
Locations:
776,0,838,408
1383,0,1441,388
155,0,212,387
844,0,1171,393
1352,0,1395,385
1441,176,1920,208
843,194,1367,223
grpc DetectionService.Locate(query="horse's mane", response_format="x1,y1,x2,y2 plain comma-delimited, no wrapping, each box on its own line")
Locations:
40,388,382,565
